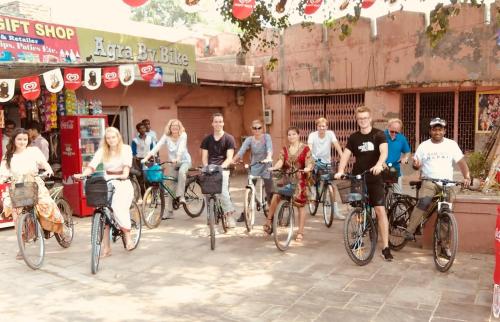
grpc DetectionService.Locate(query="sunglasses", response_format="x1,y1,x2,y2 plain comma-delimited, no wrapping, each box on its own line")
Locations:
252,126,262,130
389,130,399,134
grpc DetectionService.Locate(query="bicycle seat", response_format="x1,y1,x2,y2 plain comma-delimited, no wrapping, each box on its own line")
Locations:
409,181,422,189
347,193,363,202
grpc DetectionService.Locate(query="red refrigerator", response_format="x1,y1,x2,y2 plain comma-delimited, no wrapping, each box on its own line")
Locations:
61,115,107,217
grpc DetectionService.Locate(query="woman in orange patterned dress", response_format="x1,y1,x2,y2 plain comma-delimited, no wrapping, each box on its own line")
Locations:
264,127,313,241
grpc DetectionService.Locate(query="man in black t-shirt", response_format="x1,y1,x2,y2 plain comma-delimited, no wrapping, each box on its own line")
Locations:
335,106,393,261
200,113,237,227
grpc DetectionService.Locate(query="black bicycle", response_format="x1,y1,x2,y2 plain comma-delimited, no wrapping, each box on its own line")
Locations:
79,175,142,274
198,166,228,250
142,161,205,228
307,159,338,227
387,177,460,272
337,170,378,266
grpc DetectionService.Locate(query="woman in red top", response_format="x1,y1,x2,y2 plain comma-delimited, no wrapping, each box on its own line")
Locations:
264,127,313,241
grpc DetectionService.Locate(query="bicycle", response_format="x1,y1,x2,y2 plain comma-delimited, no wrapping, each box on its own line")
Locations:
387,177,460,272
10,174,73,270
337,170,378,266
198,165,228,250
79,175,142,274
307,159,338,228
44,178,74,248
241,161,271,232
270,168,302,251
141,161,205,229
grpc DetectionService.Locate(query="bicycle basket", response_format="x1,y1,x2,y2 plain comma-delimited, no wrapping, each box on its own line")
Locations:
85,176,114,207
144,164,164,183
336,179,363,204
277,183,296,198
382,167,399,184
271,171,297,194
198,170,223,195
9,181,38,208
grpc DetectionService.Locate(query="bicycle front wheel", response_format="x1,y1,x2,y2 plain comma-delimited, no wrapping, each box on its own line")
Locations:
388,199,412,251
183,179,205,218
90,212,105,274
322,184,334,228
128,201,142,250
207,197,216,250
17,210,45,270
142,185,164,229
54,197,74,248
343,208,377,266
307,185,318,216
243,187,255,232
273,200,295,251
433,211,458,272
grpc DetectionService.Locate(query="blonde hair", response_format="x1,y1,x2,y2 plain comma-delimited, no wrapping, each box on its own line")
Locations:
355,106,371,115
387,118,403,127
315,117,328,126
164,119,186,137
101,127,124,162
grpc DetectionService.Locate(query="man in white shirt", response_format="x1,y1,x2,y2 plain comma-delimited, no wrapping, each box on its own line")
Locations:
2,119,15,157
308,117,345,219
132,122,154,195
405,117,470,240
27,121,50,161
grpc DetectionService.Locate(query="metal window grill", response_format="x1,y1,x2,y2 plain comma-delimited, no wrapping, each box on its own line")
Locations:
419,92,455,143
290,93,364,170
458,91,475,153
401,93,417,152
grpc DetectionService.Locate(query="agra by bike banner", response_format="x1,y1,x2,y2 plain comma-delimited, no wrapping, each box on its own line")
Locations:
0,15,80,63
75,28,197,85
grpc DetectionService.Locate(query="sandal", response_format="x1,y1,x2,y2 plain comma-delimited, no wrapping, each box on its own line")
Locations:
125,238,135,251
295,233,304,242
100,250,112,258
16,252,23,260
263,220,272,235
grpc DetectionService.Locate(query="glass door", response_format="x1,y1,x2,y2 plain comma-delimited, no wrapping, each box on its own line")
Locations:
79,117,105,171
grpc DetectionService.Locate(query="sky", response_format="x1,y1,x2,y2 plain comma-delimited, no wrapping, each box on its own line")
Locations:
0,0,495,39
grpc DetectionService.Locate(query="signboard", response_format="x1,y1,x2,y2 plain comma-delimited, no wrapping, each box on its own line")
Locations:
476,90,500,133
76,28,197,84
0,15,79,63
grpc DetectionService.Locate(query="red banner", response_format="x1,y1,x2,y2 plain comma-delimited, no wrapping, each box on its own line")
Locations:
304,0,323,15
232,0,255,20
20,75,41,100
138,63,155,81
102,67,120,89
361,0,376,9
123,0,149,7
0,15,79,63
64,68,82,91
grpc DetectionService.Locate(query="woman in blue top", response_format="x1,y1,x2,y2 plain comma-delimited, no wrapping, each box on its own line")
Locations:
142,119,191,218
232,120,273,221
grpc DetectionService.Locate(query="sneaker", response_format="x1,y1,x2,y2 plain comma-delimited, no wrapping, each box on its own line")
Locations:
333,202,345,220
226,213,236,228
179,197,186,205
381,247,393,261
236,212,245,222
440,247,452,260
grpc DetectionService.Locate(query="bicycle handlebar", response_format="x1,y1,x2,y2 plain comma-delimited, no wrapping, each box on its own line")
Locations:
337,169,372,180
421,177,463,186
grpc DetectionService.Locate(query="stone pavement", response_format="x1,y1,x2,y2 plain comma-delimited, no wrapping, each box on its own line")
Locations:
0,175,496,322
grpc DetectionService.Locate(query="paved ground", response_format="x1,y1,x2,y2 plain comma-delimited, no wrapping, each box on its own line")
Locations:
0,175,496,322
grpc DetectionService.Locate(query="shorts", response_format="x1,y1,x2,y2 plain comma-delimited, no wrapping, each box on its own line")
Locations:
365,174,385,207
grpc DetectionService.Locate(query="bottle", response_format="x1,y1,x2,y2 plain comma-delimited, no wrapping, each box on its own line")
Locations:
493,284,500,318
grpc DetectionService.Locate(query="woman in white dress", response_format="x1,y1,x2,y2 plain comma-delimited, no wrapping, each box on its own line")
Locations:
142,119,191,218
0,128,63,259
75,127,134,257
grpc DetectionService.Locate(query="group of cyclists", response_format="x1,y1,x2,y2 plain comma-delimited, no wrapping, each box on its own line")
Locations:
0,105,472,267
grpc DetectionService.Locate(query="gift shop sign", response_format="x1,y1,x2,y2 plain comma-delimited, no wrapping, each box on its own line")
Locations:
0,15,79,63
76,28,196,83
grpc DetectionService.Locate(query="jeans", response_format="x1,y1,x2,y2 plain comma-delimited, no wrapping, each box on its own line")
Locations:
164,162,191,211
220,169,234,214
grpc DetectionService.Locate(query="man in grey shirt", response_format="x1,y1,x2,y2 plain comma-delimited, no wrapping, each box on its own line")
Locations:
28,121,49,161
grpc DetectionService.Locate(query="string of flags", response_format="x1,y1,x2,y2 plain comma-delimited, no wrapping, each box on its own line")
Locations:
0,62,157,103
